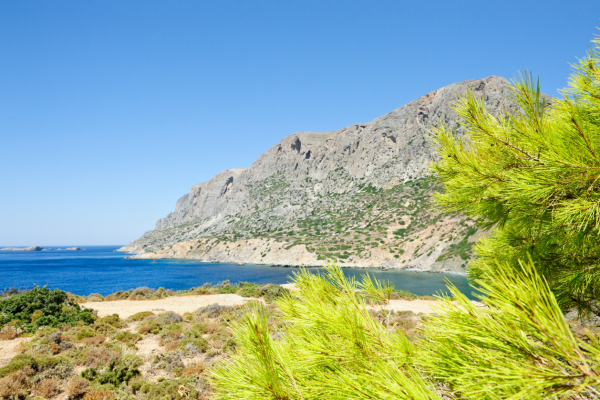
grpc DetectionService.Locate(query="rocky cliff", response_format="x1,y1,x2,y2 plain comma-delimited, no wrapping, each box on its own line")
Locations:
120,76,522,274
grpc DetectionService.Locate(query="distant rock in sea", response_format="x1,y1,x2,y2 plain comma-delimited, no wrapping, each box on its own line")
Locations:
0,246,45,251
64,247,85,251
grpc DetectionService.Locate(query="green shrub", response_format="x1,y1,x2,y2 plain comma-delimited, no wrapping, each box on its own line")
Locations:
0,355,71,378
75,327,97,341
95,314,124,329
135,377,199,400
178,337,208,355
127,311,154,322
0,286,95,332
82,360,140,387
115,331,142,346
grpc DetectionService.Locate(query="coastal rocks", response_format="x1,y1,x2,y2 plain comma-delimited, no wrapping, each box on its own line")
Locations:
0,246,45,251
64,247,85,251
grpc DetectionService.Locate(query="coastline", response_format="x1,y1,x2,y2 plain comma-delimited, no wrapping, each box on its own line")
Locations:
119,250,468,277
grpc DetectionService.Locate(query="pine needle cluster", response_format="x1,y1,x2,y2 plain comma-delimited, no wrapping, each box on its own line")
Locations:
430,38,600,316
209,263,600,399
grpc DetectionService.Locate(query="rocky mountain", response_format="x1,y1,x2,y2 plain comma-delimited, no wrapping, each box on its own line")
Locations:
119,76,521,274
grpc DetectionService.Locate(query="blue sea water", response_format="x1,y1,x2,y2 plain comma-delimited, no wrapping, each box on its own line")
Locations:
0,246,478,299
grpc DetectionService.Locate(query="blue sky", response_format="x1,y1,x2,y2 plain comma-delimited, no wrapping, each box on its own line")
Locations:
1,1,599,246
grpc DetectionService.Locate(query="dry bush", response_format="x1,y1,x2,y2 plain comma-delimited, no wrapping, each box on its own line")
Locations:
211,339,224,350
0,371,29,399
86,294,104,302
181,362,205,376
206,321,219,334
0,327,20,341
66,376,89,399
82,389,114,400
164,341,179,352
49,342,61,355
33,378,59,399
81,335,106,346
83,346,120,368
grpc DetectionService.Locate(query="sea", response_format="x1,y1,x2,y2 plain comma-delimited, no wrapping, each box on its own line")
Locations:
0,246,479,299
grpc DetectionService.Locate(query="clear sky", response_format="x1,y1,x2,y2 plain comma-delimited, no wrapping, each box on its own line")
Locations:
1,1,600,246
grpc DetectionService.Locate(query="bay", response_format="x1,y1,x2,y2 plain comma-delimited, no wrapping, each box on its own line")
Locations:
0,246,478,299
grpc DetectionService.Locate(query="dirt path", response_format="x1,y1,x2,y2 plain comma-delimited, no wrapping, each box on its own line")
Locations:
82,289,456,319
81,294,259,318
0,337,30,367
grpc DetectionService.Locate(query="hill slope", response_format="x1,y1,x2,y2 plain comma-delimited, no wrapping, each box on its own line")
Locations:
120,76,518,274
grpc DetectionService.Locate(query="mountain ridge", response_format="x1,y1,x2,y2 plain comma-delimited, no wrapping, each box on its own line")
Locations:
119,76,523,274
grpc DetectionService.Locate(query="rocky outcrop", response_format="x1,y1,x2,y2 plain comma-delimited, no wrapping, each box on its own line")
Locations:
120,77,540,274
0,246,46,251
64,247,85,251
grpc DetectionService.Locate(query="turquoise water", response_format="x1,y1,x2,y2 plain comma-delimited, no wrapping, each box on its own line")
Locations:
0,246,478,299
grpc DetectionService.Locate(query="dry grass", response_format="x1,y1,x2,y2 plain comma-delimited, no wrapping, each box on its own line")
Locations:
81,335,107,346
33,378,60,399
67,376,89,399
82,390,114,400
0,371,29,399
181,362,205,376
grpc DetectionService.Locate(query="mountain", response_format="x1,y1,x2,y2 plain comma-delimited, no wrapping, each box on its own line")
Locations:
119,76,520,274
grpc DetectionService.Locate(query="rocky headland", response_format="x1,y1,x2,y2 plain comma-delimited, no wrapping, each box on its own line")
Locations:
120,76,546,274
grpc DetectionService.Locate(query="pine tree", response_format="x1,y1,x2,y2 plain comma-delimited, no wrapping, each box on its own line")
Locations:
430,39,600,316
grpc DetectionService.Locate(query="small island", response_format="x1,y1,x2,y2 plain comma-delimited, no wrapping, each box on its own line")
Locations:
0,246,45,251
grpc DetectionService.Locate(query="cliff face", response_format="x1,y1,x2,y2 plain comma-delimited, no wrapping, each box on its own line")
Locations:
120,76,518,273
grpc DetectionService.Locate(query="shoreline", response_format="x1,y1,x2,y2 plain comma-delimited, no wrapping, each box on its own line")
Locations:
120,251,468,277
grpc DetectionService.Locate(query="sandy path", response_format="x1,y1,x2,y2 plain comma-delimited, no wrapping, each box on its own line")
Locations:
82,290,458,319
0,337,30,367
81,294,258,318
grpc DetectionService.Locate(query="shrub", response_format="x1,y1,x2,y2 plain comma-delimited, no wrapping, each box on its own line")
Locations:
81,335,106,346
33,378,59,399
177,337,208,355
75,327,97,341
194,304,234,319
126,311,154,322
151,352,184,376
86,294,104,303
135,377,199,400
181,363,205,376
82,389,114,400
0,371,29,399
0,287,95,332
83,346,120,368
82,360,140,387
66,376,89,399
115,331,142,346
94,314,124,329
0,355,37,378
